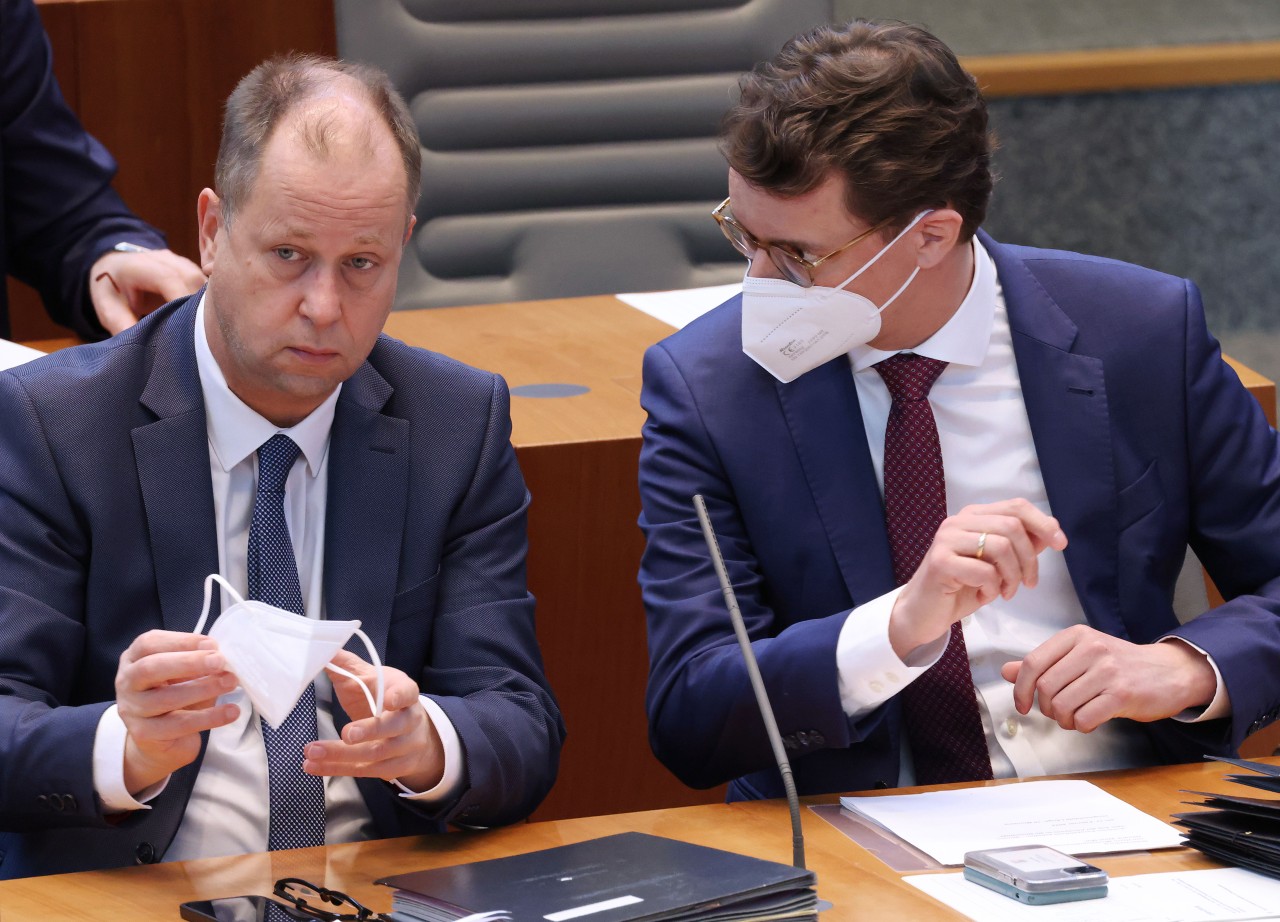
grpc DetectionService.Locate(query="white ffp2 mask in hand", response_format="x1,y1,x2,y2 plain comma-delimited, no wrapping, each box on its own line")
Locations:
193,574,386,729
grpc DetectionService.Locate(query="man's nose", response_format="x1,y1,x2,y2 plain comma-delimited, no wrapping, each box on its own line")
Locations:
299,267,342,324
745,253,784,280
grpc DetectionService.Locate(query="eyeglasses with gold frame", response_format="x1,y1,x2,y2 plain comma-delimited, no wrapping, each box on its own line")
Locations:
712,197,890,288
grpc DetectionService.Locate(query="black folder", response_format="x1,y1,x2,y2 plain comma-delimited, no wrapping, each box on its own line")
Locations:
1180,757,1280,880
376,831,818,922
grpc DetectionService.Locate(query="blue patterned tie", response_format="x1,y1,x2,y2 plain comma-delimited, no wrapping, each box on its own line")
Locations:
248,434,326,850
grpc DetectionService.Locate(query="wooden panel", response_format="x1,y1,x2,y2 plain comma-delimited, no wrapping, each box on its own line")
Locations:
967,41,1280,98
520,439,726,821
0,758,1266,921
10,0,336,340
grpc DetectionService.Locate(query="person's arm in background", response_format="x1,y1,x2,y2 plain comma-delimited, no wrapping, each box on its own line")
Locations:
1,0,203,341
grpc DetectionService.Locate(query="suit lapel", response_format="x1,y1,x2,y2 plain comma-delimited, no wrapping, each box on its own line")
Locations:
987,237,1128,638
323,358,410,665
132,297,221,633
776,358,897,605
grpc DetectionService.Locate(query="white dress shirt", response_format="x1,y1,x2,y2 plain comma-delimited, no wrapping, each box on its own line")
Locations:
834,238,1225,783
90,295,462,860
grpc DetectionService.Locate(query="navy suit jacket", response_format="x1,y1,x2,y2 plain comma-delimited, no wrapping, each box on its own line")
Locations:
639,233,1280,800
0,295,564,877
0,0,165,340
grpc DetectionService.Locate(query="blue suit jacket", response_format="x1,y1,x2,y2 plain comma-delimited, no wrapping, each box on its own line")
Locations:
0,295,564,877
639,233,1280,800
0,0,165,340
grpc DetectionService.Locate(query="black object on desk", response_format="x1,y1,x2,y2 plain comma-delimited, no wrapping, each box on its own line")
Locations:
376,831,817,921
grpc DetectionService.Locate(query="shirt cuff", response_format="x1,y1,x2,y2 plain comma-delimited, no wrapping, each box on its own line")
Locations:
1158,636,1230,722
836,585,949,719
92,704,168,813
396,696,465,802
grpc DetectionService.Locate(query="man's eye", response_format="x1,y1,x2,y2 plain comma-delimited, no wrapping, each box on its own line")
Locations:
350,256,374,270
274,247,298,261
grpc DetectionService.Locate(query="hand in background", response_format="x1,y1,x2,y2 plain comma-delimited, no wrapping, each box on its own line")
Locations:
89,248,206,334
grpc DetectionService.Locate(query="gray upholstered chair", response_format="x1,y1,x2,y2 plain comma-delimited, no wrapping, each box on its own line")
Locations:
335,0,834,309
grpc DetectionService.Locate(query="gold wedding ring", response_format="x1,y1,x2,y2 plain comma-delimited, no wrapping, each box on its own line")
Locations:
976,532,988,560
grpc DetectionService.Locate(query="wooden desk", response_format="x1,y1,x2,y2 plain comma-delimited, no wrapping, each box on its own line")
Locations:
0,759,1257,921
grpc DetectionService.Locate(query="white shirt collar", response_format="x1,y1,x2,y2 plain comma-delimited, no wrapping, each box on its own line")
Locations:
849,236,998,372
194,293,340,475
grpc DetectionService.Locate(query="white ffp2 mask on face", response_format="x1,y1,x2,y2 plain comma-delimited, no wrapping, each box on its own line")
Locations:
741,210,932,383
192,574,385,729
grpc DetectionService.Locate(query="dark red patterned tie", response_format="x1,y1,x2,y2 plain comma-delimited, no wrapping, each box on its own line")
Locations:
875,353,993,785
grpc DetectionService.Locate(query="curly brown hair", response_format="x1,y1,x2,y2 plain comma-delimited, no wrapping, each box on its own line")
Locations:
721,20,993,241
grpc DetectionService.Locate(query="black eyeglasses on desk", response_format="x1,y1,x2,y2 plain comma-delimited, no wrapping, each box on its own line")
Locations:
271,878,389,921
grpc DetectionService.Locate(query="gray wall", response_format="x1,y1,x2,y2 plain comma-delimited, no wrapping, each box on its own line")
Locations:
823,2,1280,367
984,83,1280,335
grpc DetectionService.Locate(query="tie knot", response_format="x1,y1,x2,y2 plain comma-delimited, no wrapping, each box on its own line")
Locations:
874,353,948,403
257,434,300,493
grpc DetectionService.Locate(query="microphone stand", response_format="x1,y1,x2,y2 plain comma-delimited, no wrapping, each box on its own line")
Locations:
693,494,806,870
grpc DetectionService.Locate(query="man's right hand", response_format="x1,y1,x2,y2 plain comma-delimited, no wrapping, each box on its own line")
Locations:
888,498,1068,659
115,630,239,796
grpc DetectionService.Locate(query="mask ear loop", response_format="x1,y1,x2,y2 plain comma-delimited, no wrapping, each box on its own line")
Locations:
325,630,416,795
193,573,245,635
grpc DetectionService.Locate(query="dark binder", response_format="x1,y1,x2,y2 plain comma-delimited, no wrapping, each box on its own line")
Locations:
376,831,818,922
1180,757,1280,880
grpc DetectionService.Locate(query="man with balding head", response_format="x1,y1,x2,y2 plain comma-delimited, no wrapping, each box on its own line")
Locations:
0,55,563,877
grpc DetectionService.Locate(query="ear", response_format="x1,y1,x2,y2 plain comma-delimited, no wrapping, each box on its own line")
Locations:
915,208,965,270
402,213,417,247
196,189,223,275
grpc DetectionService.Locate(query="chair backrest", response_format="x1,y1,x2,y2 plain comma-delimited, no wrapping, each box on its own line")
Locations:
335,0,834,309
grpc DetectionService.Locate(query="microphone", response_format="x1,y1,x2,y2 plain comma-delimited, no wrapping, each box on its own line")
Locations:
692,494,805,870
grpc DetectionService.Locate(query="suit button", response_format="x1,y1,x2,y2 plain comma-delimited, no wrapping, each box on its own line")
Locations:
36,794,50,810
874,781,890,789
60,794,77,813
135,842,156,864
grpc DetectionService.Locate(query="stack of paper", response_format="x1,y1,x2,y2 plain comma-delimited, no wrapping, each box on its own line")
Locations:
840,780,1183,866
1177,756,1280,879
0,338,43,371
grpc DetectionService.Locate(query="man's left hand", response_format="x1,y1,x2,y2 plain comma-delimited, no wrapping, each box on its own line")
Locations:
1001,625,1220,732
88,248,207,334
304,649,445,792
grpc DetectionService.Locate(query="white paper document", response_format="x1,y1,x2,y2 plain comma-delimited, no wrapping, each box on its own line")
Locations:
0,337,43,371
841,780,1183,866
615,283,740,330
906,867,1280,922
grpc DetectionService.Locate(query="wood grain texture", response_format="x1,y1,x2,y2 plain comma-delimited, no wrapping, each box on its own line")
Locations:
0,758,1263,921
967,41,1280,98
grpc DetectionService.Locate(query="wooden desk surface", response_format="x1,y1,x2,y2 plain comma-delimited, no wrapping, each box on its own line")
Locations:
383,295,677,448
0,759,1253,921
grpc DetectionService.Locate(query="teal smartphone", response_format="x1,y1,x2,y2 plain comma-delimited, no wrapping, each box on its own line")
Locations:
962,845,1108,905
